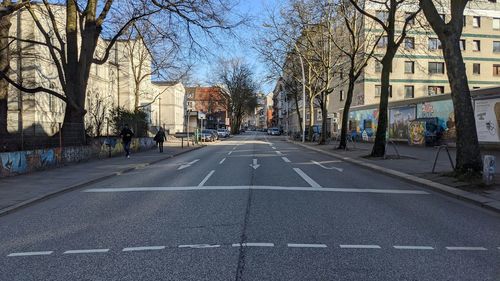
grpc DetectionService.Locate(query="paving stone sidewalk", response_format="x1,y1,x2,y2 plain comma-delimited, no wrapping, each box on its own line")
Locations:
0,140,203,215
291,139,500,212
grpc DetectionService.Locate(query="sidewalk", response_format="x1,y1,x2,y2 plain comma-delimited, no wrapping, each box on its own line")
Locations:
290,139,500,213
0,140,203,216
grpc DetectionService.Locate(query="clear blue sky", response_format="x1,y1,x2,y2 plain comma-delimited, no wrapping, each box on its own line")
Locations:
190,0,281,94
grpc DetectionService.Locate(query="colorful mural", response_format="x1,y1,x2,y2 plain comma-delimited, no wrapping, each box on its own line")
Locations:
348,108,379,138
417,100,455,141
0,137,156,177
389,106,416,140
408,121,426,146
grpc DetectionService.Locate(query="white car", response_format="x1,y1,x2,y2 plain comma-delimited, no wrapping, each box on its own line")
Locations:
217,129,230,138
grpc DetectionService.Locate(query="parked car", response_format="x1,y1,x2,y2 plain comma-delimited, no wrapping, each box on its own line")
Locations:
217,129,230,138
201,130,214,142
269,127,281,136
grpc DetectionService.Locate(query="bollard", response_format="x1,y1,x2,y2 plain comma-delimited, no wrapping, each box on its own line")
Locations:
483,155,496,186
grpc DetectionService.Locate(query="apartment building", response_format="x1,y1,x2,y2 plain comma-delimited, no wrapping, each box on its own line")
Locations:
329,0,500,128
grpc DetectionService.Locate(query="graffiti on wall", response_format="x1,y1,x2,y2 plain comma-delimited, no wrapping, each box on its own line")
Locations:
389,106,416,140
417,100,455,141
0,137,156,177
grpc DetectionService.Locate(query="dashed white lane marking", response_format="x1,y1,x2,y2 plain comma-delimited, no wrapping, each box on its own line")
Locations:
84,186,429,194
340,245,381,249
282,157,291,163
228,151,233,155
293,168,322,188
288,244,327,248
219,158,226,164
198,170,215,187
8,251,53,257
393,246,434,250
272,147,276,150
178,244,221,249
122,246,165,252
276,151,283,155
64,249,109,254
446,247,487,251
177,159,200,170
232,243,274,247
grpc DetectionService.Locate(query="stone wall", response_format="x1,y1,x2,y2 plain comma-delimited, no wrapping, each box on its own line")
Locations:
0,137,155,177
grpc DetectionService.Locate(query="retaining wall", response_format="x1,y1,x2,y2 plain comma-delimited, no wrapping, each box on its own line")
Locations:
0,138,155,177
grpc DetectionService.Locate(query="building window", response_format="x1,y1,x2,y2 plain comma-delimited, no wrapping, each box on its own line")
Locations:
405,12,415,25
404,61,415,74
460,39,466,51
439,14,446,21
404,37,415,49
375,85,391,97
376,10,388,22
428,86,445,95
494,41,500,53
494,64,500,77
473,63,481,75
473,87,481,89
473,16,481,28
472,40,481,51
378,36,388,48
494,18,500,30
375,61,383,73
463,15,467,27
428,38,442,51
428,62,445,74
340,90,345,101
404,85,414,99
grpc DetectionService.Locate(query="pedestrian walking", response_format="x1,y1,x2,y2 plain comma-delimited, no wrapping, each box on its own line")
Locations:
154,128,166,153
119,124,134,158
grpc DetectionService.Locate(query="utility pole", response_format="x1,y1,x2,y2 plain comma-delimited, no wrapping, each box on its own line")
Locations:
158,97,161,129
299,54,306,143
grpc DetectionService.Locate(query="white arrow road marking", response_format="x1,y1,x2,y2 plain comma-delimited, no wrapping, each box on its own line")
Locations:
178,244,221,249
312,160,343,172
177,159,200,170
249,159,260,170
293,168,322,188
198,170,215,187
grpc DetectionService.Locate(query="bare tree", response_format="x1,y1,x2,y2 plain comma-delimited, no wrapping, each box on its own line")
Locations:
0,0,242,144
351,0,420,157
419,0,482,173
217,59,258,135
85,89,108,137
333,0,379,149
0,0,29,135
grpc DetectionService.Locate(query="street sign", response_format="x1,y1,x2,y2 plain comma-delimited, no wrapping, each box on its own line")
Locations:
198,112,206,120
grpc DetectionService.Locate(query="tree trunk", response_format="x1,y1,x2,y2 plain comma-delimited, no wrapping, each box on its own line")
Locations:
293,94,302,134
442,36,482,172
371,59,392,157
338,76,356,149
308,99,314,142
0,12,12,136
318,95,328,145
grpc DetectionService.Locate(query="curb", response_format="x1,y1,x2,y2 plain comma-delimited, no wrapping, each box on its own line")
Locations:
290,141,500,214
0,145,204,217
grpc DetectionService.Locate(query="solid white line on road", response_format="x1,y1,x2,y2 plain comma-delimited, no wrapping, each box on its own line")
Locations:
393,246,434,250
64,249,109,254
445,247,487,251
340,245,381,249
84,186,429,194
287,244,327,248
8,251,53,257
232,243,274,247
178,244,221,249
198,170,215,187
282,157,291,163
293,168,322,188
122,246,165,252
219,158,226,164
311,160,343,172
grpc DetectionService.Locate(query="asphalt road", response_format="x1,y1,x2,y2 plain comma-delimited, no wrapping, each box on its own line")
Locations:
1,132,499,281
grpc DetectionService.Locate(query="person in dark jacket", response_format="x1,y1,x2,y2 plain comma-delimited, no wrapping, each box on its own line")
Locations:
154,128,167,153
119,124,134,158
